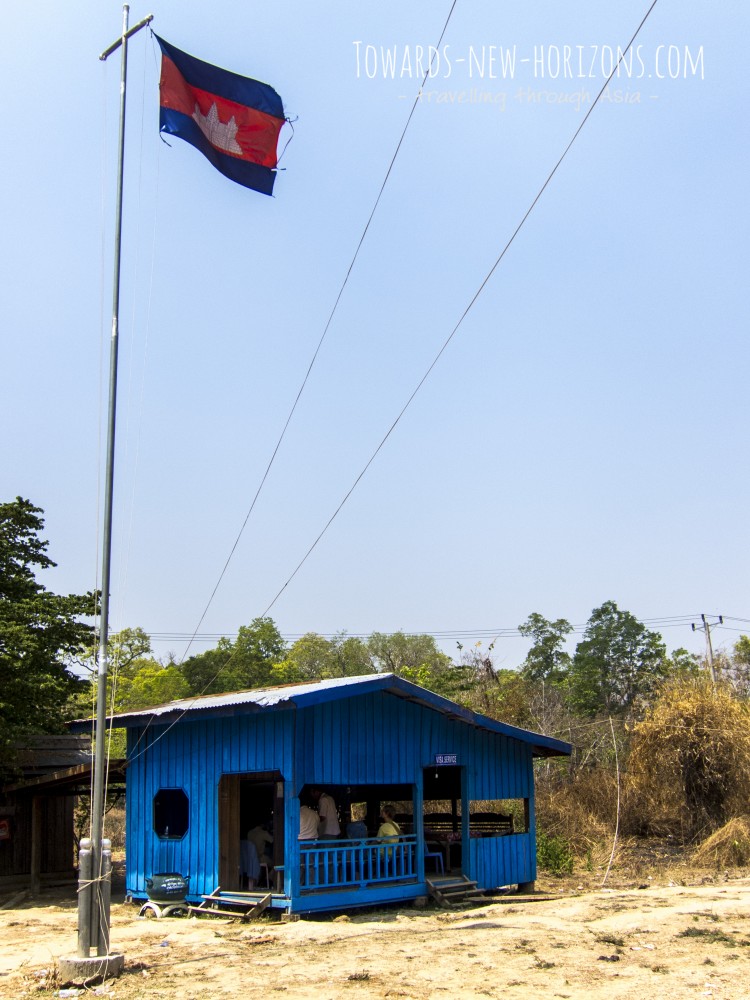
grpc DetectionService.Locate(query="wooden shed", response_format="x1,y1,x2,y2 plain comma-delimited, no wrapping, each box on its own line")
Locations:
108,673,570,913
0,736,124,893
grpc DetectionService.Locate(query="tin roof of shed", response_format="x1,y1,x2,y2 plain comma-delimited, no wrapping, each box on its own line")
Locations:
76,672,571,758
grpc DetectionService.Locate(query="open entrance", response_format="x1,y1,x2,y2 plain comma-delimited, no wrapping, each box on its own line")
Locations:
422,764,464,873
218,771,284,891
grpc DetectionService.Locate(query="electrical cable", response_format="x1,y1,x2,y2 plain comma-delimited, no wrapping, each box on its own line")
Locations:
175,0,460,666
258,0,663,617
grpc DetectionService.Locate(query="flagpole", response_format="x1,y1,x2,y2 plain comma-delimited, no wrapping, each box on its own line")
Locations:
62,4,152,983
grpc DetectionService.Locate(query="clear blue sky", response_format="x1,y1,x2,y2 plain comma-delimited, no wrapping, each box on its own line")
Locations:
2,1,747,667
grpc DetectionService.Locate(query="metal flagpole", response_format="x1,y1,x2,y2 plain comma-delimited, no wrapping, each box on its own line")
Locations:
65,5,153,979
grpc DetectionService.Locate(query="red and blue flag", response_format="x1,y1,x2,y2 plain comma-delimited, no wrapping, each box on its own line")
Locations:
156,36,285,196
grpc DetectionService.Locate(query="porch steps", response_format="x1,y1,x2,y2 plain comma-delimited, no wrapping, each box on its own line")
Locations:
426,874,486,908
188,888,274,921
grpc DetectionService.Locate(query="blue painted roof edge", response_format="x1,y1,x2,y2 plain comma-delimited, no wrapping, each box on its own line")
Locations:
70,672,571,757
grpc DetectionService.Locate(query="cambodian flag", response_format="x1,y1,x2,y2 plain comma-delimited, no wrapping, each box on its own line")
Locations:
156,36,285,196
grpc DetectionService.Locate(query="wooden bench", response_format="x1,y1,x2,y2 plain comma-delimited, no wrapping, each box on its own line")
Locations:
397,812,515,837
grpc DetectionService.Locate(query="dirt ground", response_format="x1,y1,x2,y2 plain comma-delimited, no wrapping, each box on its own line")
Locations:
2,859,750,1000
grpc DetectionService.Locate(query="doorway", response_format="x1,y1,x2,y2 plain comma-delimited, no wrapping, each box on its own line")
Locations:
422,764,464,872
218,771,284,890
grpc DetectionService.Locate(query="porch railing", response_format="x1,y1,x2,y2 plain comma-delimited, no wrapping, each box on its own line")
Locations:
299,835,417,892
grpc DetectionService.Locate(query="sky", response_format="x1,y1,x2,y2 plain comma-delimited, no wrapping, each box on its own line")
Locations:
2,1,747,670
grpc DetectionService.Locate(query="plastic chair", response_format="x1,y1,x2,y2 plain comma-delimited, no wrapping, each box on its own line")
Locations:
424,849,444,874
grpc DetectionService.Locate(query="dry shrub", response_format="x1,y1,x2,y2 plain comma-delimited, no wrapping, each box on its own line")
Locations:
692,817,750,868
536,768,616,855
628,678,750,839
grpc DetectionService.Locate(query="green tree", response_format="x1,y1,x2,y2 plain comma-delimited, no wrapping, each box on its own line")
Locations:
0,498,97,773
727,635,750,698
518,612,573,683
328,632,374,678
70,625,163,714
569,600,668,717
180,617,286,695
117,663,189,710
272,631,376,684
271,632,333,684
368,631,450,676
665,646,702,679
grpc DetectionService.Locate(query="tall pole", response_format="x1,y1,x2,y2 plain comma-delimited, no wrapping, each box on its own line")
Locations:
691,614,724,687
86,3,152,961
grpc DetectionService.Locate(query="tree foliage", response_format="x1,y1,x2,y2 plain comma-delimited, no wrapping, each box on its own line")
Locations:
0,498,96,772
180,617,286,696
518,612,572,684
569,600,668,717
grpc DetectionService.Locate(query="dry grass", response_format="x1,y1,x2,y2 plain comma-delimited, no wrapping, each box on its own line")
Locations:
536,769,616,857
628,678,750,838
692,816,750,868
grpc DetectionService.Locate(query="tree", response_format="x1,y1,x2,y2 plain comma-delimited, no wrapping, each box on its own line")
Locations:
726,635,750,698
272,631,376,684
518,612,573,684
368,631,450,677
117,663,189,710
180,617,286,695
569,600,668,717
0,498,96,773
328,633,374,678
271,632,334,684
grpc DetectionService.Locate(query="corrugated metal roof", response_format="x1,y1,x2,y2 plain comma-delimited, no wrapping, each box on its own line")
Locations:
73,672,571,757
104,672,383,719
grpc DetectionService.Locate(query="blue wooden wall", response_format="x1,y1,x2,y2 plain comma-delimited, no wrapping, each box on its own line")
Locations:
124,690,537,903
125,710,294,899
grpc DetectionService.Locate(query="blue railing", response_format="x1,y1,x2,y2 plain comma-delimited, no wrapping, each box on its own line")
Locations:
299,835,417,892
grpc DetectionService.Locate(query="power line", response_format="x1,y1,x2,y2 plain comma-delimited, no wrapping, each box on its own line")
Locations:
259,0,664,617
139,612,749,647
175,0,459,666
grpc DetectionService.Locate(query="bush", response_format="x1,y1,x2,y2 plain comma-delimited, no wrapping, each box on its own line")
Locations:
692,817,750,868
537,830,574,876
627,678,750,838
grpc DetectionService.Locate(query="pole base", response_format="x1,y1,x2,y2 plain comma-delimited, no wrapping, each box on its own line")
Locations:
58,952,125,985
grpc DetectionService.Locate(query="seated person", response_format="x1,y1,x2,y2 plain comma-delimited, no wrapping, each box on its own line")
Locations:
240,838,260,889
247,821,274,868
377,805,401,842
346,803,368,840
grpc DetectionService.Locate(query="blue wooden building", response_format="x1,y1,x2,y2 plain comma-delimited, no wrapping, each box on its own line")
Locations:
109,673,570,913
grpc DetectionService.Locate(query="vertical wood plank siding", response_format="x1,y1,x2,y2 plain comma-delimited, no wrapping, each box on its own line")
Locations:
125,690,539,900
295,692,536,888
126,710,294,898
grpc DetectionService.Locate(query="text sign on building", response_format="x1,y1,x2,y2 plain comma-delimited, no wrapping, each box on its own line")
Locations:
434,753,458,766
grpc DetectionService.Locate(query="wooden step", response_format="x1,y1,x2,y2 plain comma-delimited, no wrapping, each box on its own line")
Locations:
189,889,273,920
426,875,486,908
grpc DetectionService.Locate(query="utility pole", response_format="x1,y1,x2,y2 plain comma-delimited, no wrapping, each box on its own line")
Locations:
692,614,724,685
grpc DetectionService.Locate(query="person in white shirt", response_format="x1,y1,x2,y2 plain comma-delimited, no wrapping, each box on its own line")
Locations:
312,788,340,839
298,803,320,841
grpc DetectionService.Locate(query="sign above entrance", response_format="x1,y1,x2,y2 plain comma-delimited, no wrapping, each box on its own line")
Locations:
434,754,458,766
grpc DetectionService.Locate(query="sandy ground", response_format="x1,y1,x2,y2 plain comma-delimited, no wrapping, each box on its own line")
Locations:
2,871,750,999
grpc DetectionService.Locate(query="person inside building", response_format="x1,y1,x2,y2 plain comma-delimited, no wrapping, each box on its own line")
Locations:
247,820,274,885
298,796,320,841
346,802,368,840
377,804,401,842
311,787,340,839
